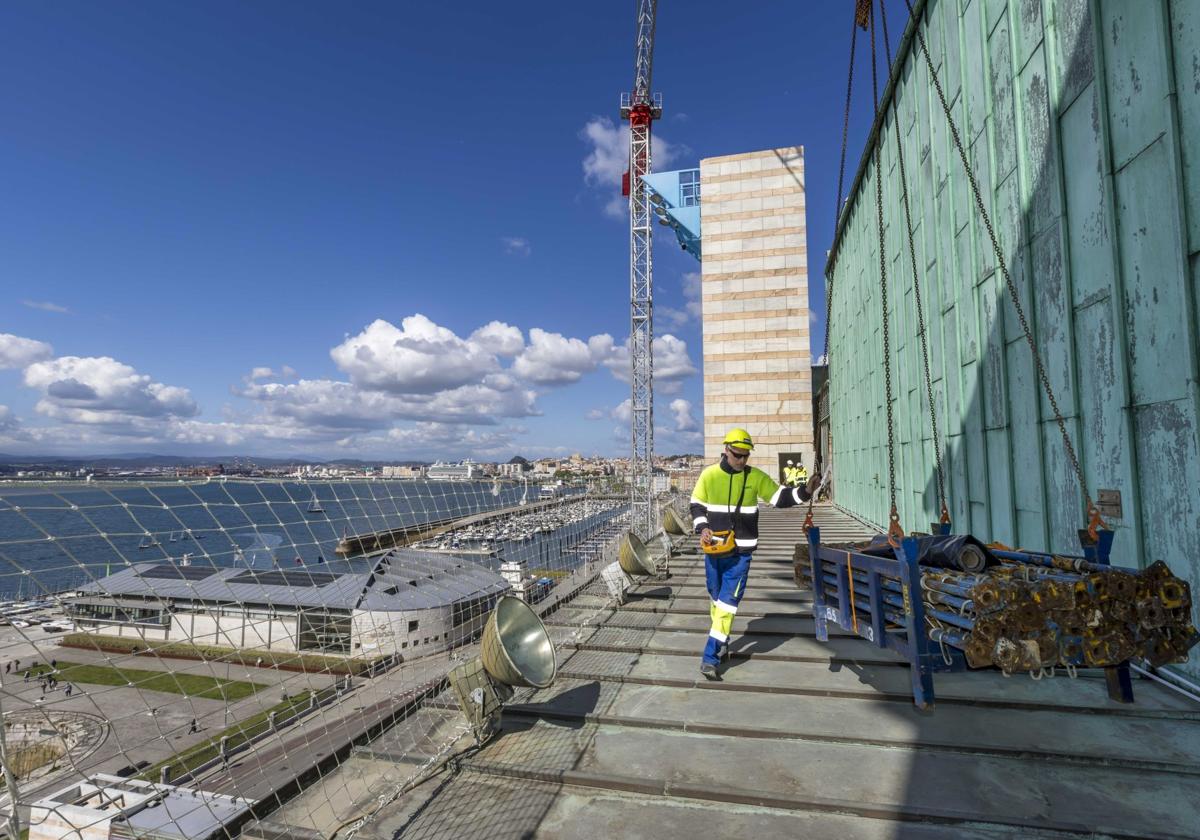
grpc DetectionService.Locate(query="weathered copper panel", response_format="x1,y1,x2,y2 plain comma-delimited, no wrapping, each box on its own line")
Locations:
824,0,1200,679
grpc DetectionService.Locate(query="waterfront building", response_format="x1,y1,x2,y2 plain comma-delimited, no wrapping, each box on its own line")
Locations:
380,464,426,478
67,551,508,658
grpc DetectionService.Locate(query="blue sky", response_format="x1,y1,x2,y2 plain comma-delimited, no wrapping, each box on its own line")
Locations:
0,1,907,461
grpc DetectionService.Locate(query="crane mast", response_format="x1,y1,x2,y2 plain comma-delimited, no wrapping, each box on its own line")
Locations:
620,0,662,539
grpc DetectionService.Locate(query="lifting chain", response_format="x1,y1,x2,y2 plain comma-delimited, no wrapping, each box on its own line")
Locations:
855,0,872,30
808,3,863,535
877,0,949,525
900,0,1104,538
834,16,861,234
868,3,903,546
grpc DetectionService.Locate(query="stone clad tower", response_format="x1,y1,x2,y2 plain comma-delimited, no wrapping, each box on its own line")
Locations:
698,147,812,480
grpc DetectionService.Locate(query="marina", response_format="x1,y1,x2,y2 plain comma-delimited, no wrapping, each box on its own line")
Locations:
412,497,626,553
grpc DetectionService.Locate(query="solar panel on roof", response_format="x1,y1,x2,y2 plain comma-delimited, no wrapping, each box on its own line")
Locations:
227,570,339,587
138,564,219,581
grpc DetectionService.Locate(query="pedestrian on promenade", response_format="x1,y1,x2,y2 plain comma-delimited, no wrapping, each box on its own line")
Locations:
23,671,29,683
189,718,199,734
690,428,821,681
64,683,73,697
5,662,10,675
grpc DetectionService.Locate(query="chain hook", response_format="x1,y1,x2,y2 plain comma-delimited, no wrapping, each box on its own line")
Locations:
886,506,904,548
1086,503,1107,542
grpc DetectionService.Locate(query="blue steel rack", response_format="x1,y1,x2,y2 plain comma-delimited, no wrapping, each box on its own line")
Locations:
805,523,1133,710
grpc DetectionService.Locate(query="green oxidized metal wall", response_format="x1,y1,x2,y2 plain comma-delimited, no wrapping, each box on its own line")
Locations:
825,0,1200,676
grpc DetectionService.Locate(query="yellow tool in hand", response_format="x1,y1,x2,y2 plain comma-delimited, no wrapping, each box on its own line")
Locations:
701,529,736,556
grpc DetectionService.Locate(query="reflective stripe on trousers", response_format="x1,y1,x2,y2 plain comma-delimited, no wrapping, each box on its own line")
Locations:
703,551,752,666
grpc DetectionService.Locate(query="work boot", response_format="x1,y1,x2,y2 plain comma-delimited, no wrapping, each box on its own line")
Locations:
699,662,721,681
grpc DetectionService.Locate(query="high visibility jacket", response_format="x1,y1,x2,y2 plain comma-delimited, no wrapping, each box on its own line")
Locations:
690,456,812,553
783,466,797,485
797,467,808,482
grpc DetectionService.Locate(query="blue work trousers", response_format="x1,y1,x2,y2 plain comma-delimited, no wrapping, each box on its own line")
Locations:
702,551,752,666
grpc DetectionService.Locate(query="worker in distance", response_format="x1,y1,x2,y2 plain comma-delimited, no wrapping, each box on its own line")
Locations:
691,428,821,680
784,458,808,488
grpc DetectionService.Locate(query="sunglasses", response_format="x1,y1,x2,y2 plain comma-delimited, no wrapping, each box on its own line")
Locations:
725,448,750,460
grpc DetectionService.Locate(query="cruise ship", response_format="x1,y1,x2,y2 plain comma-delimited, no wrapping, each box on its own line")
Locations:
425,460,481,481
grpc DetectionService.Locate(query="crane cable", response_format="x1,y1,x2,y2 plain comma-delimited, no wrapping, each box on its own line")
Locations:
877,0,949,526
806,6,864,534
900,0,1106,539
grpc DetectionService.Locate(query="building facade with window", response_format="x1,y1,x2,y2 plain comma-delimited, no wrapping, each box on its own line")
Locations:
68,551,508,659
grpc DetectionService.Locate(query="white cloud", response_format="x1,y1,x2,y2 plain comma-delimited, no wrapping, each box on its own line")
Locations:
501,237,531,256
385,422,522,460
584,408,605,420
669,398,697,432
603,333,698,393
1,314,641,458
512,328,611,386
654,335,699,383
658,274,702,331
682,271,702,317
331,316,500,394
611,399,632,423
656,426,703,454
243,365,299,385
22,300,70,314
580,117,688,220
0,333,54,370
238,376,539,429
468,321,524,357
23,356,199,426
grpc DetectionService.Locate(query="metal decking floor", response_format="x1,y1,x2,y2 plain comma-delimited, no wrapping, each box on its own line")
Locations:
262,505,1200,839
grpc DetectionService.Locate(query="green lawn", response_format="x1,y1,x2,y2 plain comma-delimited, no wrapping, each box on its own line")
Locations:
28,661,266,701
59,633,375,675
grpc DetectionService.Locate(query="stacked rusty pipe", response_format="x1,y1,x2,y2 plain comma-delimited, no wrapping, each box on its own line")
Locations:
794,540,1198,675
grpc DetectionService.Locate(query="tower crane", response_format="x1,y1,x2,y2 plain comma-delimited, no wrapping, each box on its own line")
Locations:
620,0,662,539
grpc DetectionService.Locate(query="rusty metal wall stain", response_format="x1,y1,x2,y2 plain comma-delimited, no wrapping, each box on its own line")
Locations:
824,0,1200,679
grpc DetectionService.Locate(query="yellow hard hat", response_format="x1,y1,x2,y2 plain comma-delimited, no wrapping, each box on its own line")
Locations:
723,428,754,451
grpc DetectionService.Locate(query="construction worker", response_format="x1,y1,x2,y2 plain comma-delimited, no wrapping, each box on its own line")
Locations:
796,461,808,484
784,460,799,487
691,428,821,680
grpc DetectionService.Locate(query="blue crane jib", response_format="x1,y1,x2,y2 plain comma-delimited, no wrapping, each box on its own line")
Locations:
641,170,701,261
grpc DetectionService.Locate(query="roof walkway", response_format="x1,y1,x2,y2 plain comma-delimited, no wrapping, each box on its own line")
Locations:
254,504,1200,840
